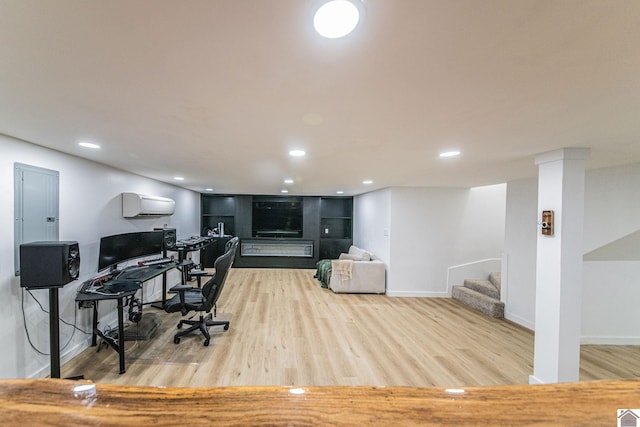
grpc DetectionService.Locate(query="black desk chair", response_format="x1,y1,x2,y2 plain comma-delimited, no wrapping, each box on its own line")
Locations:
189,267,211,288
164,237,238,346
189,237,235,286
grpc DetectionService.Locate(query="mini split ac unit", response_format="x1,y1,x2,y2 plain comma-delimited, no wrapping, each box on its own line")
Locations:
122,192,176,217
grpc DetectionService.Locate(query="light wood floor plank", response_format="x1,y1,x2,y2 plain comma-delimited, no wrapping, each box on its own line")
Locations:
63,268,640,387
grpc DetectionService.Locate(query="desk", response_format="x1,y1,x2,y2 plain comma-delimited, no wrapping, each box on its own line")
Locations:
148,236,215,308
75,263,177,374
173,235,216,264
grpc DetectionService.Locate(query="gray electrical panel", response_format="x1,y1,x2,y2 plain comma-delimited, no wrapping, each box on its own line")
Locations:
14,163,59,276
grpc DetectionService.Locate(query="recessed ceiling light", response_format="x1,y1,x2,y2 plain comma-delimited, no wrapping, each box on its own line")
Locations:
314,0,361,38
336,190,344,194
362,180,373,185
78,141,100,149
289,149,306,157
439,150,461,158
284,178,294,184
173,176,185,181
281,189,289,193
205,188,214,192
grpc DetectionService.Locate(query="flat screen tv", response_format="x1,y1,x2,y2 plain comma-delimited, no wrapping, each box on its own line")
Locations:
98,231,164,271
252,196,303,238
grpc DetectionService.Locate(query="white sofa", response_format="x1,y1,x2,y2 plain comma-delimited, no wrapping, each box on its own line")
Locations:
328,246,386,294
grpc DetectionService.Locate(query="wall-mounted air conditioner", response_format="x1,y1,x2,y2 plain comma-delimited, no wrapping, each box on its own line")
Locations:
122,192,176,217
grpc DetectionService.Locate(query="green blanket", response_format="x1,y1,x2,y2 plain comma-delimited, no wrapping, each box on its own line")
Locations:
314,259,332,288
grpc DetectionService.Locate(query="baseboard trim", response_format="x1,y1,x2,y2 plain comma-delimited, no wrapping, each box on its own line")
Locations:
580,336,640,345
529,375,545,385
29,337,91,378
386,290,449,298
505,311,534,330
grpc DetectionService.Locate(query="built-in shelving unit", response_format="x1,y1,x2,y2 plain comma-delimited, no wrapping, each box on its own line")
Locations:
319,197,353,259
201,195,235,236
200,195,235,267
200,194,353,268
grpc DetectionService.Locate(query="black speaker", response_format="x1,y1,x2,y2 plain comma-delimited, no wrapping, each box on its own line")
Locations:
19,241,80,289
155,228,176,250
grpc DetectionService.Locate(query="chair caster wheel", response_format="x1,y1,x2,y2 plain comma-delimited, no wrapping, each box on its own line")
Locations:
177,322,183,329
174,336,181,344
203,339,210,346
224,324,229,330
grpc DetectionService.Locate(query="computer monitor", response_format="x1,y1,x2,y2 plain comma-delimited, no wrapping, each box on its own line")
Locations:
98,231,163,271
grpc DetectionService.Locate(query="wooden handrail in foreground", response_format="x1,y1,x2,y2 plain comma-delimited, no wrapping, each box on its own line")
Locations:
0,378,638,425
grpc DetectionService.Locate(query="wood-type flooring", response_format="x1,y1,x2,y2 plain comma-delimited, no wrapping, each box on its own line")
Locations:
63,268,640,387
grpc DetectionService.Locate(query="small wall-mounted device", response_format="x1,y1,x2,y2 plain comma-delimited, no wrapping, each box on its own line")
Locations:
541,210,554,236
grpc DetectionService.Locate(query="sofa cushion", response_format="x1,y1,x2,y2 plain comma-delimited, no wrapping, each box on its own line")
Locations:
339,253,364,261
347,245,372,261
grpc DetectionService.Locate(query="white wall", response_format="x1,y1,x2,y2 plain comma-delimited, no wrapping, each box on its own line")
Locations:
452,184,507,264
354,184,506,297
583,164,640,253
581,163,640,344
353,188,391,264
353,188,392,296
502,178,538,329
504,162,640,343
0,135,200,379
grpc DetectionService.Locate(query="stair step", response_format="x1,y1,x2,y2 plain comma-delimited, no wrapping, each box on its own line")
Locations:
463,279,500,299
489,272,501,289
452,286,504,318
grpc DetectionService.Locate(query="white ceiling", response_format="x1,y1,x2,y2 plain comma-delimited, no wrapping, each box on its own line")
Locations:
1,0,639,196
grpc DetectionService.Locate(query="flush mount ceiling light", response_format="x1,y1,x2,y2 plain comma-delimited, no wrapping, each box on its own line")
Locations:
313,0,361,38
439,150,461,158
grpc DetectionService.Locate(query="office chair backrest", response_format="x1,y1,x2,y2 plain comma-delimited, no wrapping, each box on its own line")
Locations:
224,237,239,266
201,237,239,311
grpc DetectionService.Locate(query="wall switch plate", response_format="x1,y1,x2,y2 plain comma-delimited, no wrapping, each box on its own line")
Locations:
324,228,329,234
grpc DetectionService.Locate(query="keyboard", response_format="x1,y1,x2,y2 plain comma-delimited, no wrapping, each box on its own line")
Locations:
139,257,172,267
79,272,116,293
175,236,214,250
79,277,141,296
102,280,141,294
117,267,150,280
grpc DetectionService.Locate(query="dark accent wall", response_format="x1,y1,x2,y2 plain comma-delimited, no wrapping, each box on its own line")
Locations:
200,194,352,268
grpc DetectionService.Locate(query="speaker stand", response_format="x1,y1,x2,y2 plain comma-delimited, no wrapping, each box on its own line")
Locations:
48,288,61,378
44,287,83,379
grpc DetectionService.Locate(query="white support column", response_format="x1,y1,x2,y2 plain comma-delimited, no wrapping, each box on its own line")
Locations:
530,147,590,384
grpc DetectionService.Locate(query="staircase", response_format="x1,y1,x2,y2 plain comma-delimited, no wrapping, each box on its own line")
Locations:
452,272,504,318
